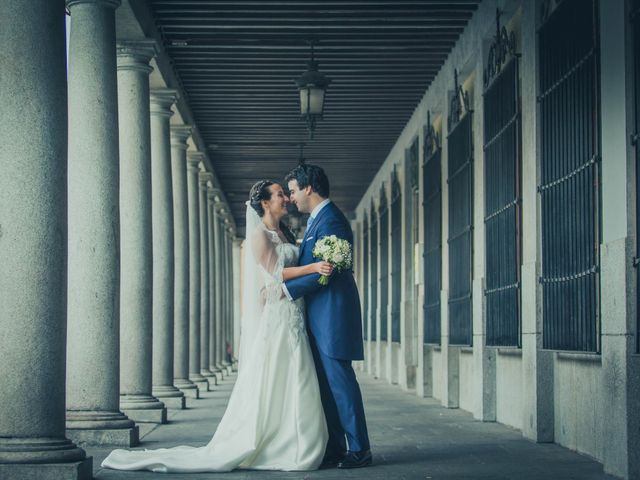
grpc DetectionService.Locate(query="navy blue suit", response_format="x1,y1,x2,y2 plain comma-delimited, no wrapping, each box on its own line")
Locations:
285,201,370,455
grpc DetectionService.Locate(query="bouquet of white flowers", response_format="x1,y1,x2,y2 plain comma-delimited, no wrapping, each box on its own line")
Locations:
312,234,353,285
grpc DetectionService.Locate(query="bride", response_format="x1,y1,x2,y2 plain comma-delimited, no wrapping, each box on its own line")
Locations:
101,180,332,472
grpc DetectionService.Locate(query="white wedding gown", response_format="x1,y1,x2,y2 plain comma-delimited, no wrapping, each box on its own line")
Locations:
101,225,329,473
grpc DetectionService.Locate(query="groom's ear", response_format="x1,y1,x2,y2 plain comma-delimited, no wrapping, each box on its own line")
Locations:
303,185,313,196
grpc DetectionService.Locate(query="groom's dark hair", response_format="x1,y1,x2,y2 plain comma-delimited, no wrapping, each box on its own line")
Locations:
284,164,330,198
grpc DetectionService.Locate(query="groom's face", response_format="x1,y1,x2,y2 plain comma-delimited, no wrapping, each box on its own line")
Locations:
287,179,311,214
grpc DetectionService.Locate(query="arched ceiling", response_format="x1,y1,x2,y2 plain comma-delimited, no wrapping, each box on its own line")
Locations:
146,0,481,235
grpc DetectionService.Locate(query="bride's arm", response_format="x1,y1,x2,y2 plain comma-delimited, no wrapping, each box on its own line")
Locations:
251,229,331,282
282,262,333,281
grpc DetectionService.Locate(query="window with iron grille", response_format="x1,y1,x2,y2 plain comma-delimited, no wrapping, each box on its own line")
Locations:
448,72,474,346
538,0,601,352
390,169,402,343
632,0,640,353
483,17,522,347
370,201,378,342
408,139,420,344
363,214,369,341
423,115,442,344
379,185,390,342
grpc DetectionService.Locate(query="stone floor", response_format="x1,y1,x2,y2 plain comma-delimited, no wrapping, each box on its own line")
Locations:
87,372,615,480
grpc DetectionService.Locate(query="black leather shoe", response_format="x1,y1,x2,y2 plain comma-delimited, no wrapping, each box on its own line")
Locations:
337,450,372,469
319,453,344,469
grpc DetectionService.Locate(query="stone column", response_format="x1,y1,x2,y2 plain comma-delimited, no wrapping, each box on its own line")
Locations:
232,239,242,363
149,89,185,410
170,126,199,398
222,223,232,370
198,172,217,385
207,188,222,379
117,40,166,424
228,227,236,371
226,227,237,371
65,0,138,448
186,151,210,392
0,2,91,478
213,206,226,372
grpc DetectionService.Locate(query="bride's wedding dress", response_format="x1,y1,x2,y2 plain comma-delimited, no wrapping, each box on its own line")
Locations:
101,210,328,472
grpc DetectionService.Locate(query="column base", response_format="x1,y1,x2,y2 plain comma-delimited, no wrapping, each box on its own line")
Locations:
175,378,200,398
158,395,186,409
189,373,210,392
0,458,92,480
0,437,87,464
179,386,199,398
65,410,138,446
201,369,217,386
121,407,167,424
192,379,210,392
153,385,186,409
120,394,167,424
210,367,224,382
66,426,139,447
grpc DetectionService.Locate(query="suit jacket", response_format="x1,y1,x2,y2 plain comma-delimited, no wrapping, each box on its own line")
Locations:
284,202,364,361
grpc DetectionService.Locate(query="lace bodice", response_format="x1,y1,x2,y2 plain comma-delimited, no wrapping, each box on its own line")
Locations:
279,240,299,268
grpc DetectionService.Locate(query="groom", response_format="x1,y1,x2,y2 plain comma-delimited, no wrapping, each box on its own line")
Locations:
282,164,372,469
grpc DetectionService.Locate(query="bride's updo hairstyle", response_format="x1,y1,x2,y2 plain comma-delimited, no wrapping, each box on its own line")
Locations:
249,179,275,217
248,180,296,244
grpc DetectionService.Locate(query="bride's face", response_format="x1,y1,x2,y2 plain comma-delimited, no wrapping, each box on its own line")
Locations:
262,184,289,218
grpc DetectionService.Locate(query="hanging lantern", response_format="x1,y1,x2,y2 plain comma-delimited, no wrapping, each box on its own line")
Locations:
295,41,331,140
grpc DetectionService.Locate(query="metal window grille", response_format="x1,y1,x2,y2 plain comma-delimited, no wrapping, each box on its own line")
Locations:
409,139,420,341
379,185,390,342
448,73,474,346
390,169,402,343
483,23,522,347
632,0,640,353
370,201,378,342
538,0,601,352
363,214,369,341
423,114,442,344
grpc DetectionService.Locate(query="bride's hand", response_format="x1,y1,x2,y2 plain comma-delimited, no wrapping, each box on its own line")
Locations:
313,261,333,276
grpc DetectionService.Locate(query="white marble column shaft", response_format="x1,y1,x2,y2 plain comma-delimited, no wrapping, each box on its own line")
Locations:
198,173,216,382
222,224,231,367
186,151,209,391
213,207,226,370
170,126,199,398
0,2,90,476
227,227,235,368
117,40,166,423
207,188,221,376
65,0,138,448
227,228,237,368
149,89,185,410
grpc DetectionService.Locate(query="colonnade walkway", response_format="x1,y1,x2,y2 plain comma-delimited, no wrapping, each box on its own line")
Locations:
89,373,613,480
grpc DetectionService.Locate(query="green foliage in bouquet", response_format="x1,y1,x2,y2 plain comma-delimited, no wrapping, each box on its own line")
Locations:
312,235,353,285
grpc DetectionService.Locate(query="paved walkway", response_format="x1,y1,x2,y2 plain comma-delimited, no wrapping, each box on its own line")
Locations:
88,372,614,480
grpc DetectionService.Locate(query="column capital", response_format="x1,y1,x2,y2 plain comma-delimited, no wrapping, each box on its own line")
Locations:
198,171,214,188
207,186,222,202
66,0,121,9
170,125,192,149
186,151,205,170
215,204,228,215
150,88,178,118
116,39,157,73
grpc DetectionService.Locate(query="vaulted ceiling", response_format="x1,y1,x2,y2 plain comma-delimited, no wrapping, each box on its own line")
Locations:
147,0,481,235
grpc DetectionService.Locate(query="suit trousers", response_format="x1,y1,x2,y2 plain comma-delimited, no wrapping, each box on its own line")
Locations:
308,333,370,455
